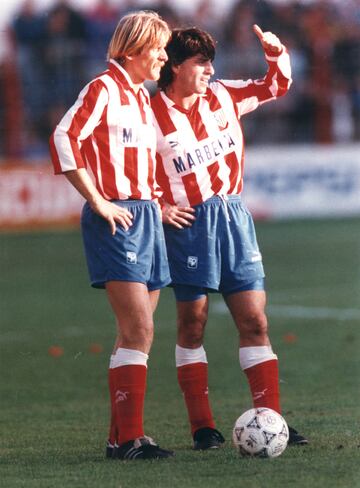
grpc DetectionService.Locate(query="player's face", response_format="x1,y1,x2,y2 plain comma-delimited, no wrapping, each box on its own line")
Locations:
175,54,215,95
130,42,168,83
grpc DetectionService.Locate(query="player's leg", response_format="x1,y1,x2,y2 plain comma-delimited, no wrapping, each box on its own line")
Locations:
174,285,225,450
224,286,308,445
224,287,281,413
82,199,172,459
149,288,160,314
107,285,160,457
163,198,225,449
176,290,213,433
106,281,174,458
106,281,154,448
108,281,155,353
218,197,280,411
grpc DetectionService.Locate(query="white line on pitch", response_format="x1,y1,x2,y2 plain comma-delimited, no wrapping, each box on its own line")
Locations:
212,302,360,321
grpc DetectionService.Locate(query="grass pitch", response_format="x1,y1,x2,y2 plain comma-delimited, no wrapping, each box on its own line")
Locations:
0,219,359,488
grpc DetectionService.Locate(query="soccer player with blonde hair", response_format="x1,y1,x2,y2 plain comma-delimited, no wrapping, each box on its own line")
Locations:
49,11,174,460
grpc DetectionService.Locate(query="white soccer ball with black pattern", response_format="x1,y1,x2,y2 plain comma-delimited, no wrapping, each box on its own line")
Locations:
232,407,289,458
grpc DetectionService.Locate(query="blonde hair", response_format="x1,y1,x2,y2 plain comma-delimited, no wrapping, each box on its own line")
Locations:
107,10,171,63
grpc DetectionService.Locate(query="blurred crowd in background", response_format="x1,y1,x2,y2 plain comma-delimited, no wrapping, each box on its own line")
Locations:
0,0,359,162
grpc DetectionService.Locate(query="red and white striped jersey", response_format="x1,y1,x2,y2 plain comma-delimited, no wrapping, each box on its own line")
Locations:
152,47,292,206
49,60,157,200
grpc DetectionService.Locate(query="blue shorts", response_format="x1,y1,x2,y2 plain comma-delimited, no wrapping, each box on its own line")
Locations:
173,279,265,302
163,195,265,298
81,200,171,290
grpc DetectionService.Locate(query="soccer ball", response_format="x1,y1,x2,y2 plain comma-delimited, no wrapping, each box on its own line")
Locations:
232,407,289,458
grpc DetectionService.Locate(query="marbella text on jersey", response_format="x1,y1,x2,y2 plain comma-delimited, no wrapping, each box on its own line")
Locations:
171,129,236,175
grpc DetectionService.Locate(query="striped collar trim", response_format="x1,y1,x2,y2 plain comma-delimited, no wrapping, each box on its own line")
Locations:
108,59,146,97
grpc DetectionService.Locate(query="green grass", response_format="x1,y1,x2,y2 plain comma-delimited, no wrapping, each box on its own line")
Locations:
1,219,360,488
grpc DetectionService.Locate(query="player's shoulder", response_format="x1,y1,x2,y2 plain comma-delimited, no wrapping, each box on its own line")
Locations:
205,81,224,99
75,72,110,101
206,79,242,103
150,89,162,106
150,90,171,117
208,79,253,104
84,69,112,91
94,68,115,84
88,68,127,98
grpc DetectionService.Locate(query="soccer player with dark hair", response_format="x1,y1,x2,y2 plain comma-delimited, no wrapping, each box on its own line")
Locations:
49,11,174,460
151,25,308,450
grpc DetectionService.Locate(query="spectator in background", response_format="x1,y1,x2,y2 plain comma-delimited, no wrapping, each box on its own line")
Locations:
4,0,360,159
11,0,47,158
190,0,223,39
0,28,24,159
219,0,287,144
42,0,88,141
222,0,265,78
141,0,181,28
331,12,360,141
85,0,124,78
299,2,335,143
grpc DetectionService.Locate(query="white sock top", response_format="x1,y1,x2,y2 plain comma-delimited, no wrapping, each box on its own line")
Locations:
175,344,207,367
239,345,278,370
109,347,149,369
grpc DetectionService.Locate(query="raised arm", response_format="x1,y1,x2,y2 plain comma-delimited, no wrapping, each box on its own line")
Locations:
216,25,292,116
252,24,282,56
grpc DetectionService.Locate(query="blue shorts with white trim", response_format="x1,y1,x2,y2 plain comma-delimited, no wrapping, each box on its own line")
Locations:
163,195,265,299
81,199,171,290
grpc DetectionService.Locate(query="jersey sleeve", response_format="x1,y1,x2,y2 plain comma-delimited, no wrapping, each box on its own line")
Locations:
49,79,109,174
215,45,292,118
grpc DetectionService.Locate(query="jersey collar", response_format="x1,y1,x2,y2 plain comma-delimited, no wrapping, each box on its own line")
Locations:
160,90,205,114
108,59,146,97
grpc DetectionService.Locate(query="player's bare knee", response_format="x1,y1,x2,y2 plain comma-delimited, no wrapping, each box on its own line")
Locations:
121,322,154,350
138,323,154,344
238,312,268,340
178,329,204,347
178,319,205,346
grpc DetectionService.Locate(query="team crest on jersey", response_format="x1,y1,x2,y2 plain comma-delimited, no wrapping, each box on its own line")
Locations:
213,109,228,129
126,251,137,264
187,256,198,269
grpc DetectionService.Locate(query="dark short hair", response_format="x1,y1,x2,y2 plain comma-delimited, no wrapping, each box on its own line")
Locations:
158,27,216,90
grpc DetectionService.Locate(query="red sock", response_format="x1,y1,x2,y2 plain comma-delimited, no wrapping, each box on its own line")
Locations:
108,368,117,445
244,359,281,413
177,362,215,434
109,364,147,444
